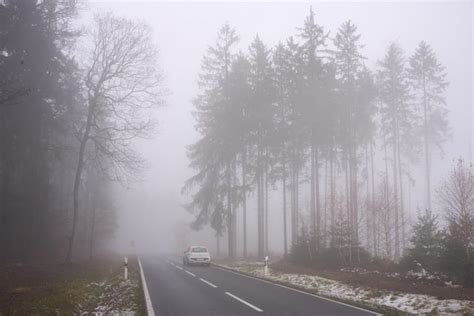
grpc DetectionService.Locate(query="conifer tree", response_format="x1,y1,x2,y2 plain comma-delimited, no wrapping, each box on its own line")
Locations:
408,41,449,212
402,209,443,271
248,35,275,259
185,23,240,258
298,7,329,245
376,43,414,260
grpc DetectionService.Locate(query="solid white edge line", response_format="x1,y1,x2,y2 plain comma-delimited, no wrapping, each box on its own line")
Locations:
138,257,156,316
215,266,380,316
225,291,263,312
199,277,218,288
185,270,196,277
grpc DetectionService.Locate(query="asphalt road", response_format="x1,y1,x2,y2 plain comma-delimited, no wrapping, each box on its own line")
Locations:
140,256,379,316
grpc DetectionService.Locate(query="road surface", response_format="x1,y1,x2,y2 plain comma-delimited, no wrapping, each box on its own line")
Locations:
140,256,379,316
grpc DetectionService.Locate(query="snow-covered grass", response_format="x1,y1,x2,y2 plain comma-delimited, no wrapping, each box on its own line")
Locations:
218,263,474,315
340,264,457,285
85,272,141,315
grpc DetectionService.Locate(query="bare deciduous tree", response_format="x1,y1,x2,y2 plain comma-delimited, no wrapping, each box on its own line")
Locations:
438,160,474,260
66,13,164,263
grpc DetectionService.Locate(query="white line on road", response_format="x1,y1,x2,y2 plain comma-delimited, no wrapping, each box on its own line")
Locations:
138,257,156,316
175,265,183,270
225,291,263,312
185,270,196,277
199,278,218,288
216,266,379,315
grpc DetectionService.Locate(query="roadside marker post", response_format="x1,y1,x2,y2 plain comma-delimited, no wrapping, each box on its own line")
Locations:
264,256,269,276
124,257,128,280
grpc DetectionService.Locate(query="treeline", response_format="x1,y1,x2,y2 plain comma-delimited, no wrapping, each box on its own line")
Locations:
185,7,455,265
0,1,163,263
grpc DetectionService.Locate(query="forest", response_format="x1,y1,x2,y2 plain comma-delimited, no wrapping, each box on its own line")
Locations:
0,0,472,287
184,8,473,286
0,1,472,314
0,0,164,263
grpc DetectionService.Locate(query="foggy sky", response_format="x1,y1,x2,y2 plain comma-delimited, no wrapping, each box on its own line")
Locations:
86,1,473,255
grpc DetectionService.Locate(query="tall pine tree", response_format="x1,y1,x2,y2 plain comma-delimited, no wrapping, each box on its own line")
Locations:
408,41,449,212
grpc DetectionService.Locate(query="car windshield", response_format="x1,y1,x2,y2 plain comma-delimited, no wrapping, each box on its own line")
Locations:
191,247,207,253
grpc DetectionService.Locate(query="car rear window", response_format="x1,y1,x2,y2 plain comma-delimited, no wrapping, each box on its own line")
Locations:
191,247,207,253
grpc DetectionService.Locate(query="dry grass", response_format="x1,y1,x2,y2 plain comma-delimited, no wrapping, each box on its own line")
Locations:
0,255,145,315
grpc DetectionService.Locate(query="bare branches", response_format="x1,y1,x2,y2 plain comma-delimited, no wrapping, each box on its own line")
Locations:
437,161,474,255
66,12,165,262
81,12,165,182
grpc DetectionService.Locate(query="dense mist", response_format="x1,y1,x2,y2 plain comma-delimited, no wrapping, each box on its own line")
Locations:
0,0,472,268
2,2,474,315
101,1,473,261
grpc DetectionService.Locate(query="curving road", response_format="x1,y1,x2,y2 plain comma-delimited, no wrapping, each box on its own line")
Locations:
140,256,379,316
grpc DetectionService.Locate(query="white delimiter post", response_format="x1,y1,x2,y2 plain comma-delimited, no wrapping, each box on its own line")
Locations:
264,255,269,276
124,257,128,280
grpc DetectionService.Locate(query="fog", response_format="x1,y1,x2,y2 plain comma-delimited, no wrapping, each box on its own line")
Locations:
3,0,472,264
79,1,472,258
3,3,474,315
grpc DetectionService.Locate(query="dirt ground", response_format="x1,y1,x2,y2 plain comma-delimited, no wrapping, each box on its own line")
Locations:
269,261,474,301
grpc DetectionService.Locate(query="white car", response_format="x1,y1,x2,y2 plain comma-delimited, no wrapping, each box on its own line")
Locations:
183,246,211,266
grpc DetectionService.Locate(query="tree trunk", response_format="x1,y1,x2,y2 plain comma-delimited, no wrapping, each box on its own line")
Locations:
323,157,328,247
365,145,371,252
392,118,400,261
290,149,297,245
227,160,234,259
89,203,97,260
232,159,237,257
383,133,392,259
370,142,377,257
352,150,359,253
422,76,432,211
295,162,300,242
257,141,264,259
66,99,94,263
396,123,406,254
310,143,316,238
282,156,288,256
315,147,321,247
344,152,352,264
330,145,335,243
242,150,247,259
264,168,269,254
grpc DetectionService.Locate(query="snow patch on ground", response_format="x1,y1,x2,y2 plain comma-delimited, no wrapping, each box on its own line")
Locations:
220,264,474,315
83,276,139,315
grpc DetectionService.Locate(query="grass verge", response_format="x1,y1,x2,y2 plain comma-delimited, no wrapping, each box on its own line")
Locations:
0,255,145,315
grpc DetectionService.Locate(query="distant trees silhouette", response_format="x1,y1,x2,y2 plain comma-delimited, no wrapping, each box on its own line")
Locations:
185,7,453,269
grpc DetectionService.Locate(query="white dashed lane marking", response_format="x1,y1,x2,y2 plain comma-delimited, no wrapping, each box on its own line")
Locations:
199,278,218,288
225,291,263,312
